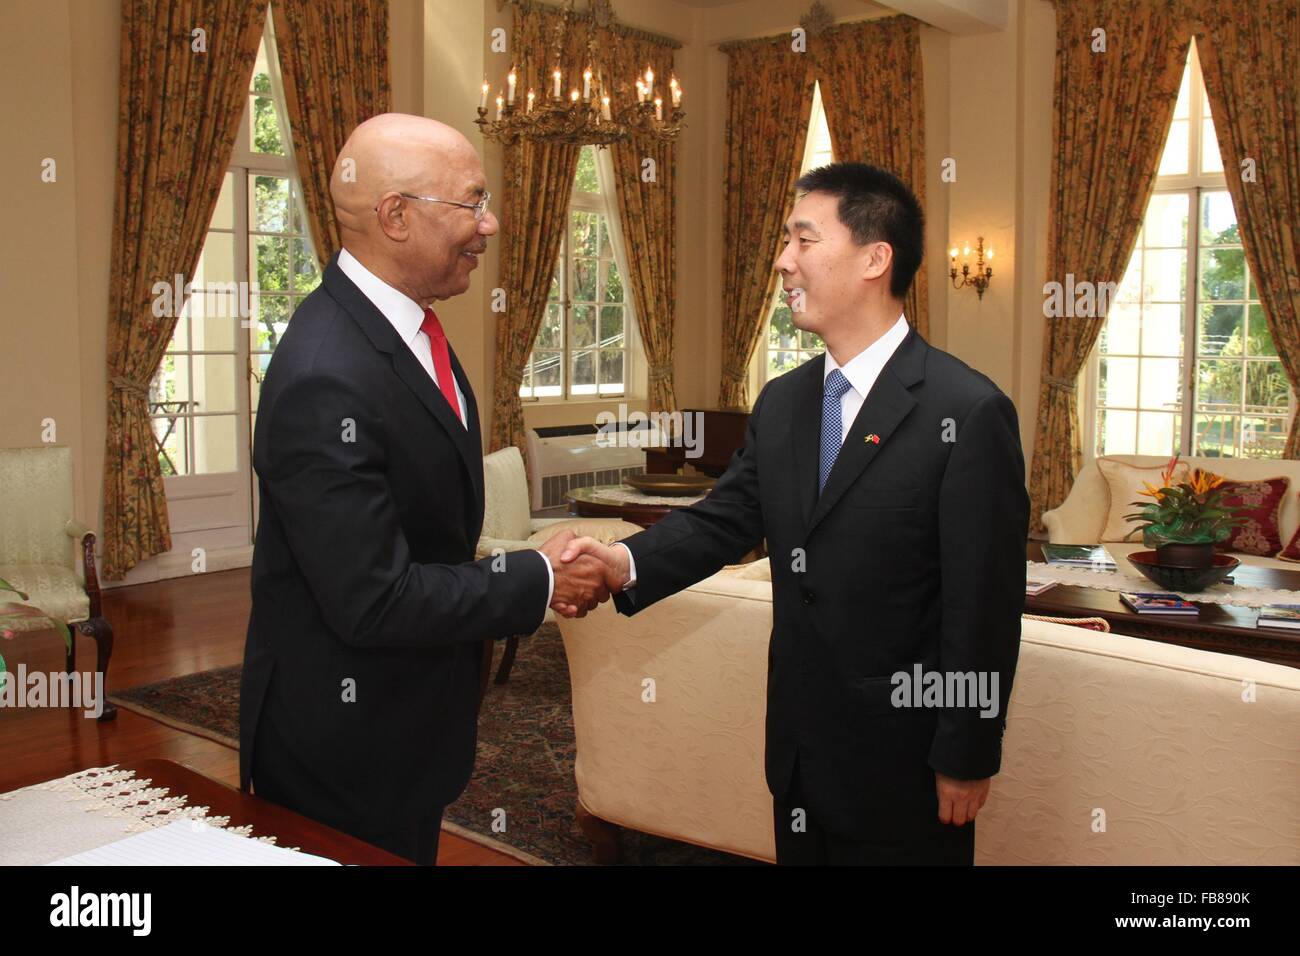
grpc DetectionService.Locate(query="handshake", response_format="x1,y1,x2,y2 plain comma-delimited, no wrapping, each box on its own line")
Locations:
537,529,632,619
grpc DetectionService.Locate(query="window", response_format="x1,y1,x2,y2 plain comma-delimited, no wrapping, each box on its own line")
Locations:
148,14,316,550
761,81,834,383
1089,41,1292,460
520,145,637,401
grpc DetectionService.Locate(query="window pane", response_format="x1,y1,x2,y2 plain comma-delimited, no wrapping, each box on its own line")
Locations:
1100,303,1139,354
1139,357,1180,410
256,236,290,291
251,295,291,351
1141,304,1182,356
1193,414,1237,457
538,303,562,348
151,354,191,404
1143,193,1188,247
1136,411,1178,456
1200,247,1245,301
1245,360,1288,411
1200,191,1237,241
253,175,290,233
1196,359,1242,407
196,232,236,287
572,350,595,393
571,212,598,257
1241,417,1287,458
572,305,595,348
599,350,624,392
191,291,237,351
547,270,560,302
1099,409,1137,456
251,95,284,155
154,416,188,477
292,238,319,292
1197,304,1243,356
1247,304,1275,356
1201,117,1223,173
599,305,624,345
1099,356,1138,407
192,355,238,413
1142,249,1185,301
193,415,238,474
1157,119,1189,176
534,351,561,396
574,146,600,193
573,258,597,301
601,258,623,303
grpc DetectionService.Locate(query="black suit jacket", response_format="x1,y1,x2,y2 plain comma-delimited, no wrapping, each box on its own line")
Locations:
239,255,550,837
613,326,1029,844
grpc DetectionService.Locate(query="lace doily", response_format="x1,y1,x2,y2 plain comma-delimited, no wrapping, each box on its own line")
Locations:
1028,561,1300,609
0,765,288,865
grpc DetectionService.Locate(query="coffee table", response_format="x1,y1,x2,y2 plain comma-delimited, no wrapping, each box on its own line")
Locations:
1025,541,1300,668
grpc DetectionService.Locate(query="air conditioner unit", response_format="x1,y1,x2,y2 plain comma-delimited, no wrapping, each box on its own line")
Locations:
526,423,659,511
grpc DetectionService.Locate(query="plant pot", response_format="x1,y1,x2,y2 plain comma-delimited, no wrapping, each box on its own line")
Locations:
1155,541,1215,569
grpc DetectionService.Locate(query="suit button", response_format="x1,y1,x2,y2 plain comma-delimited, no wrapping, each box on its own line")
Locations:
801,589,815,605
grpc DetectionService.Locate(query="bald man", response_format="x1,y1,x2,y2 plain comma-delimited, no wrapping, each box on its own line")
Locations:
239,114,611,864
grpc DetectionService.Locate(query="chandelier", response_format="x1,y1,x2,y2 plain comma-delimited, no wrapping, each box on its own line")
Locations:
475,0,684,147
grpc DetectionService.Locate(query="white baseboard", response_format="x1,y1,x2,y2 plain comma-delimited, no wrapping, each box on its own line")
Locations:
102,544,253,589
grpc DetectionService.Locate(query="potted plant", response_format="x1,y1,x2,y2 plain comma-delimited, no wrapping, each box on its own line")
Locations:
1121,454,1243,569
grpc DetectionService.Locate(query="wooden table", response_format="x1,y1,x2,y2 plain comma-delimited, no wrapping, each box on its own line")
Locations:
1025,541,1300,668
566,483,702,529
124,759,412,865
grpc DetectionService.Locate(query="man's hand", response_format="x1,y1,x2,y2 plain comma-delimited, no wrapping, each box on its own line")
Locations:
935,772,991,826
546,535,632,618
537,530,613,618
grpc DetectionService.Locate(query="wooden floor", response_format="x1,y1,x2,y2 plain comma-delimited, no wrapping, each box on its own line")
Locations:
0,566,522,865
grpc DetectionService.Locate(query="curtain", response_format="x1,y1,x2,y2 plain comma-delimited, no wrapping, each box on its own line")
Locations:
602,31,680,414
101,0,268,579
815,15,929,339
272,0,391,264
488,2,588,461
1195,0,1300,456
1026,0,1193,533
717,36,816,408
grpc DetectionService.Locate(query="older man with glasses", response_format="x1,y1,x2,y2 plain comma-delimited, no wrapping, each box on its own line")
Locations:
240,113,612,864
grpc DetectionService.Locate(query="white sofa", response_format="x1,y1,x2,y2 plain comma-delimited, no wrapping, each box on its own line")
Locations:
559,558,1300,864
1041,454,1300,570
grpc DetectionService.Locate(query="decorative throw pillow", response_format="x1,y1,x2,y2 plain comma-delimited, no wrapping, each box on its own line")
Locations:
1096,457,1188,543
1215,477,1290,556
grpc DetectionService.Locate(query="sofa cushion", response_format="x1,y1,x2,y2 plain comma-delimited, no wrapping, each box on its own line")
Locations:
1097,457,1187,542
1215,477,1289,557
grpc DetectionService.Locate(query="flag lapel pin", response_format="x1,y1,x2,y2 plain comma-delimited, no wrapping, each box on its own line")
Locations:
864,433,881,444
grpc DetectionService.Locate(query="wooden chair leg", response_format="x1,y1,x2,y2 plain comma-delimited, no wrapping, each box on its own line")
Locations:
576,802,622,865
76,616,116,721
493,635,520,685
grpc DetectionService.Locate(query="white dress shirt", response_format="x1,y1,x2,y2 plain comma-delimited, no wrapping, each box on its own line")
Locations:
337,247,554,608
617,313,910,591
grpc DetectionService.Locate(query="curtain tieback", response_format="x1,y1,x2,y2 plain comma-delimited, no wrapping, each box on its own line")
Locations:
648,363,674,384
111,377,151,399
1043,374,1077,393
722,362,749,382
498,367,525,387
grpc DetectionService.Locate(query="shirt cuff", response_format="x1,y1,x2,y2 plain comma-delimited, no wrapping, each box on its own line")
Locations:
616,542,637,590
537,549,555,608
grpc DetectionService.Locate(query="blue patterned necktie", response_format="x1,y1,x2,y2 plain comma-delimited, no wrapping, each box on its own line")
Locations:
819,368,853,493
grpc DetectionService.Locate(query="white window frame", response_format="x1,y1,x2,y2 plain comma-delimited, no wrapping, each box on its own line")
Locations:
521,146,642,404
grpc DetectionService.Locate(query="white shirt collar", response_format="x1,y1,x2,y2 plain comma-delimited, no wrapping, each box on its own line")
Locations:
337,247,427,346
823,313,910,395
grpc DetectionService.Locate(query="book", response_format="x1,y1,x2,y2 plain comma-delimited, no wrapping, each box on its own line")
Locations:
1041,544,1117,570
1026,577,1057,596
1119,591,1199,615
1257,604,1300,630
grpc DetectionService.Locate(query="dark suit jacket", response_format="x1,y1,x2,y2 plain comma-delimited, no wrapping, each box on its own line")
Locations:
613,326,1029,845
239,255,549,839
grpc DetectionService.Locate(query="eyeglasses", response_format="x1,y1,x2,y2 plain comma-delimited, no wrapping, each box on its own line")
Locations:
376,191,492,221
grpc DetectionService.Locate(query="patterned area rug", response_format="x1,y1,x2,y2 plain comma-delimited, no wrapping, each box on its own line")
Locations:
109,624,759,866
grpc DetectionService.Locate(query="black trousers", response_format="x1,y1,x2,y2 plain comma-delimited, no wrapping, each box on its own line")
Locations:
772,756,975,865
250,711,446,865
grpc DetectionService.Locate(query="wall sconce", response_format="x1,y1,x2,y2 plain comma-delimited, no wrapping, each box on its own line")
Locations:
949,237,994,299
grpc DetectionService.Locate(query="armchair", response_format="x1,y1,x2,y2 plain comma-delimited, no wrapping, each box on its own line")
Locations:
0,446,115,720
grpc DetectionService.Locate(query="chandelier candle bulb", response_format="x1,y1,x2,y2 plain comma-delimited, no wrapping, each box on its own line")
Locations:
495,93,504,120
655,96,663,121
645,67,654,98
479,80,489,111
570,89,579,104
526,89,535,113
507,68,517,105
583,67,592,101
601,94,611,121
553,68,561,100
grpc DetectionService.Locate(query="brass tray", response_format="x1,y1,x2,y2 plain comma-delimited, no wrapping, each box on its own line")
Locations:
625,474,716,497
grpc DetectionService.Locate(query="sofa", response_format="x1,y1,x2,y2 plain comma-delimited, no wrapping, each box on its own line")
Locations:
1040,453,1300,569
558,558,1300,864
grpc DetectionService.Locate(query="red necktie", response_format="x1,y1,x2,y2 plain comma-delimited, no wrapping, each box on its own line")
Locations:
420,307,462,424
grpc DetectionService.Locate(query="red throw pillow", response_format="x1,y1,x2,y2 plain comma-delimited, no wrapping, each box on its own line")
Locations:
1215,477,1289,557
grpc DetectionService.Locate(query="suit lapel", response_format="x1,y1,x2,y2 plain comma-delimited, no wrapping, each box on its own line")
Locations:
323,257,483,512
791,354,826,532
805,326,928,537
